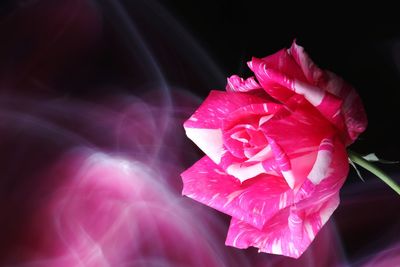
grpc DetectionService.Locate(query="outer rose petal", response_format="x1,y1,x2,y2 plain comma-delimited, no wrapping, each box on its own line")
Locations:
226,75,262,92
288,42,324,84
324,71,367,142
225,194,340,258
259,48,308,83
250,58,344,132
306,138,334,185
246,48,307,103
247,58,294,103
295,136,349,206
289,41,367,142
184,90,267,164
181,156,293,230
225,136,349,258
260,95,336,189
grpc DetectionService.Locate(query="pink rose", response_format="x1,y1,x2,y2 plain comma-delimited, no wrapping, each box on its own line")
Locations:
181,42,367,258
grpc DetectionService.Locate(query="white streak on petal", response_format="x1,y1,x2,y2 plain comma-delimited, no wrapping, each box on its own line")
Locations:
232,230,244,247
208,193,220,205
224,190,245,207
308,150,331,184
227,162,265,182
271,239,282,254
231,131,249,143
246,145,272,162
320,195,339,224
304,222,315,240
281,170,295,189
279,192,287,209
258,114,274,126
293,80,325,106
320,206,332,224
185,128,224,164
214,168,227,175
308,139,334,185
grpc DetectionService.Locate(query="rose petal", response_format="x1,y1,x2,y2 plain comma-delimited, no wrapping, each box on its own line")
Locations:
325,71,368,142
220,102,280,160
225,135,348,258
225,193,340,258
260,95,336,189
226,162,267,183
266,136,295,189
184,91,268,130
307,138,334,185
246,47,308,102
222,102,281,130
288,41,325,84
289,41,367,142
184,90,267,164
226,75,262,92
248,57,295,103
295,136,349,205
258,48,308,82
220,102,282,181
250,58,344,129
181,156,293,229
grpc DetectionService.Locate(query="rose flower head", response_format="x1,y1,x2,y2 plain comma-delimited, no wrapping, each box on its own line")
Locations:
181,41,367,258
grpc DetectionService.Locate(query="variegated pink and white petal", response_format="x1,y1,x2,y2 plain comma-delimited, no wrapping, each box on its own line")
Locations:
250,58,344,130
305,138,335,186
288,42,325,85
324,71,367,142
181,156,293,230
225,193,340,258
225,137,348,258
260,96,336,189
289,42,367,142
222,102,281,130
247,57,295,103
226,75,262,92
220,102,283,181
259,48,308,83
246,48,307,103
295,136,349,205
183,90,267,165
265,137,295,189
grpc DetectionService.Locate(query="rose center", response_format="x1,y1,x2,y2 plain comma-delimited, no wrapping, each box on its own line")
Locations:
231,127,268,159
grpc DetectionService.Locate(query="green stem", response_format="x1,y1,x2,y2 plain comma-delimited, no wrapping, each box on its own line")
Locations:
348,150,400,195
